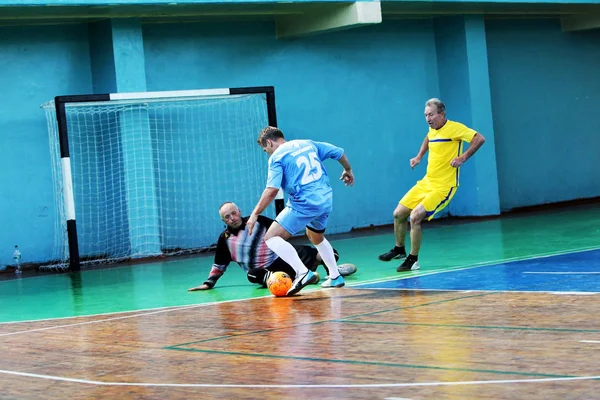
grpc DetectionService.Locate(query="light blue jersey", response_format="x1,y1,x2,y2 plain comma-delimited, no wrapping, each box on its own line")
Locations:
266,139,344,215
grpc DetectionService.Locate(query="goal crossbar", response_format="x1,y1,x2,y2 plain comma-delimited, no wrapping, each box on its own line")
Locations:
49,85,281,272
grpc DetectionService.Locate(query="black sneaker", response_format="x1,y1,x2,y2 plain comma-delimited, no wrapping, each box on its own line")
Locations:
378,248,407,262
262,270,272,287
397,258,420,272
287,270,319,296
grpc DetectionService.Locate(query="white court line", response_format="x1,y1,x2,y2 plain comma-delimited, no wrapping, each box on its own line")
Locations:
347,245,600,288
2,245,599,328
346,246,600,293
0,291,276,326
351,287,599,295
0,303,199,325
524,272,600,275
0,305,198,337
0,294,274,337
580,340,600,344
0,369,598,388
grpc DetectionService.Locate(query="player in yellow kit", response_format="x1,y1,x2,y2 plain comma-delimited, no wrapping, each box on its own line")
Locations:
378,98,486,272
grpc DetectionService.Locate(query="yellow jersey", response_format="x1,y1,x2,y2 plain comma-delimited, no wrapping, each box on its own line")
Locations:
424,120,476,188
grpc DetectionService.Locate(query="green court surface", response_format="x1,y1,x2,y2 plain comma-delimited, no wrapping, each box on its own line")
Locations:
1,205,599,323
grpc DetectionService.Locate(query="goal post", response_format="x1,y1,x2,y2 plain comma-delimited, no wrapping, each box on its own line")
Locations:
43,86,283,272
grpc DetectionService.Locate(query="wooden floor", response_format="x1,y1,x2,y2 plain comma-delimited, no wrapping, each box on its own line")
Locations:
2,287,599,399
2,206,600,399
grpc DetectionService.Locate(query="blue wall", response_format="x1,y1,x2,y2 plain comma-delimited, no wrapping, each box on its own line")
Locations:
0,24,93,266
143,20,441,234
486,19,600,211
433,16,500,217
1,15,599,266
1,0,598,5
89,21,117,94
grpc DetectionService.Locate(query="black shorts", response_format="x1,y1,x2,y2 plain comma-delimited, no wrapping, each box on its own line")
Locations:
293,244,320,271
246,258,298,287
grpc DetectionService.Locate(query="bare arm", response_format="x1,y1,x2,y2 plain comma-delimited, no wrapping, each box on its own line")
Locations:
417,135,429,158
461,133,486,161
410,135,429,169
338,154,355,186
338,154,352,170
246,187,279,235
451,133,486,167
251,187,280,217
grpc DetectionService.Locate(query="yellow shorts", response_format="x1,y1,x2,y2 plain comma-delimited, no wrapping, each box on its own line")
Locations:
400,180,456,221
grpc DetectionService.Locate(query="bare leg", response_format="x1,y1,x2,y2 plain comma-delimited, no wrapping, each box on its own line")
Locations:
264,221,292,241
393,203,412,247
409,205,427,256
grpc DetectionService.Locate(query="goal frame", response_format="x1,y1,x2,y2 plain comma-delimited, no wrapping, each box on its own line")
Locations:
53,85,280,272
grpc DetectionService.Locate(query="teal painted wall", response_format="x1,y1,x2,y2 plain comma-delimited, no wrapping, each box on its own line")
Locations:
2,0,376,4
1,15,599,266
486,19,600,211
434,16,500,217
89,20,117,94
143,20,440,235
0,0,598,5
0,24,93,267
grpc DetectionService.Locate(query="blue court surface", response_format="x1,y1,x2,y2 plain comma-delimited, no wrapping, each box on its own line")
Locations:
357,249,600,293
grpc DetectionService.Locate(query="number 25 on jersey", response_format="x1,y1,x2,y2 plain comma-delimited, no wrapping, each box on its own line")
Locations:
296,151,323,185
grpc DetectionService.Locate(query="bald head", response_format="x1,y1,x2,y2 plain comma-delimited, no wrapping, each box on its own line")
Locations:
219,202,243,229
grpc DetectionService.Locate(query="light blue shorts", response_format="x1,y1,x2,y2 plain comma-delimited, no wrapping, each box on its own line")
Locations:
276,206,330,236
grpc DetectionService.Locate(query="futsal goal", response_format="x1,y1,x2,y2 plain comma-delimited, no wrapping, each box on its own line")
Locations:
41,86,281,271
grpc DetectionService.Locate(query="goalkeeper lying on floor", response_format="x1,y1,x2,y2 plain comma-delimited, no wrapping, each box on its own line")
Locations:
188,201,357,291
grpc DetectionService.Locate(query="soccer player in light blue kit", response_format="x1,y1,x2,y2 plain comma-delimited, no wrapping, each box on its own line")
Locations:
247,126,355,296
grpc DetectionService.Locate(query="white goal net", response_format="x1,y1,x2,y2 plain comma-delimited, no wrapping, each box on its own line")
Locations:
42,92,273,270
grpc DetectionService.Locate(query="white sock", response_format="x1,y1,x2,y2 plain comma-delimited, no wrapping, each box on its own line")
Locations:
265,237,309,277
315,238,340,279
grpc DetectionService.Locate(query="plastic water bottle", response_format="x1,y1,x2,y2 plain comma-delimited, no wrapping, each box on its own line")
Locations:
13,245,22,274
